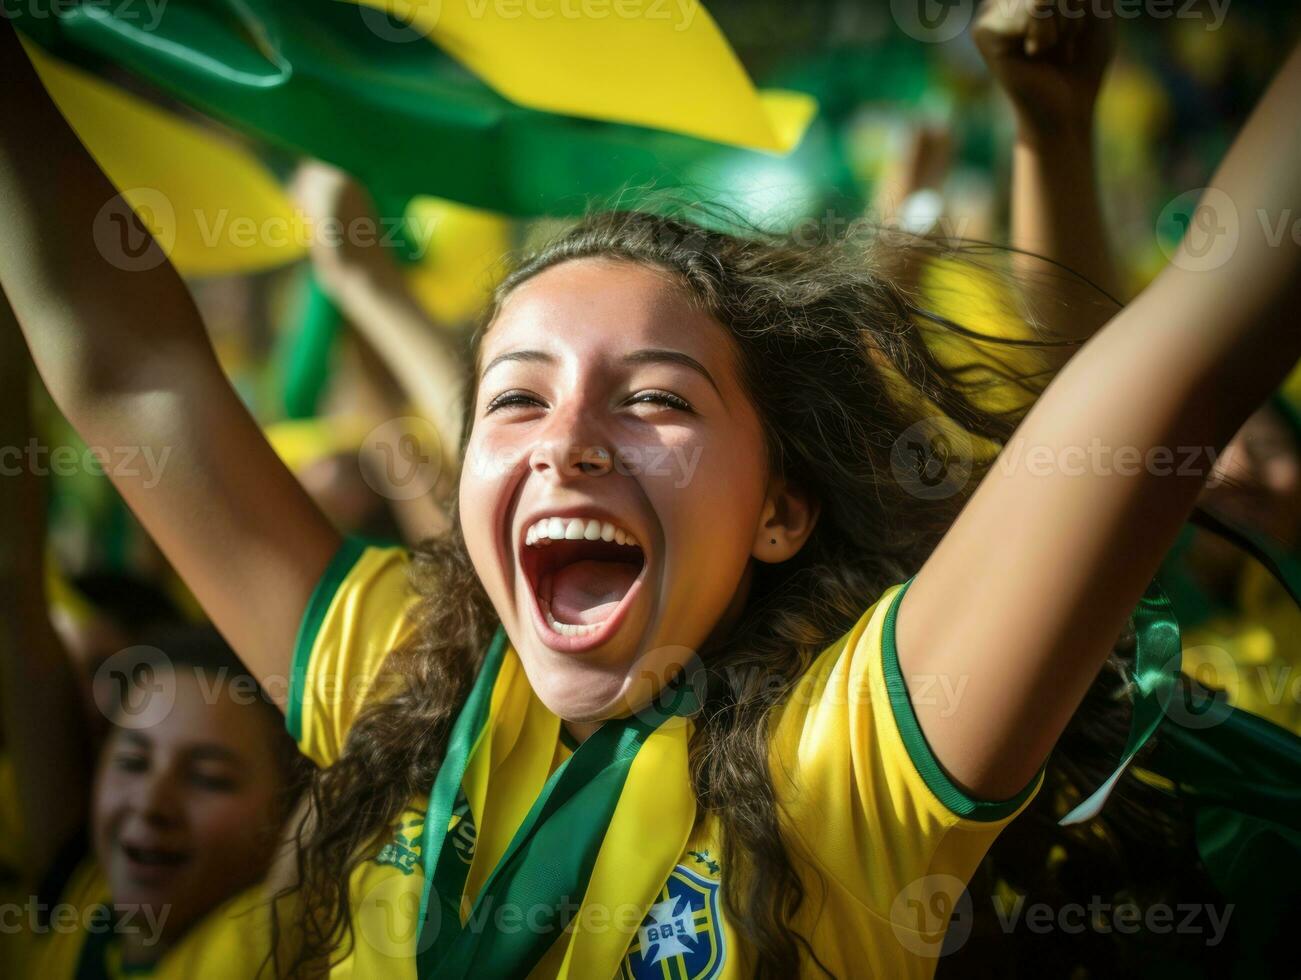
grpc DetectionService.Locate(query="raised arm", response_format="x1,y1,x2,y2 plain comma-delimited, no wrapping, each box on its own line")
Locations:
976,0,1122,321
0,288,90,883
289,160,467,478
0,25,340,700
898,41,1301,798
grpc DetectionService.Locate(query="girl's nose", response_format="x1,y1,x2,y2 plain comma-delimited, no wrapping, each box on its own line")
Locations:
135,770,184,827
530,439,614,479
528,407,614,480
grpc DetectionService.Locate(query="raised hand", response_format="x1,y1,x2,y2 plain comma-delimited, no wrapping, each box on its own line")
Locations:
975,0,1117,131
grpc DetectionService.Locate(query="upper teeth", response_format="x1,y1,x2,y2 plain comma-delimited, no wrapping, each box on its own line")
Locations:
525,517,639,548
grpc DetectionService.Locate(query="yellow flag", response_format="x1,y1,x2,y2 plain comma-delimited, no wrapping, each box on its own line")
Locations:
401,196,513,326
23,38,309,277
344,0,816,152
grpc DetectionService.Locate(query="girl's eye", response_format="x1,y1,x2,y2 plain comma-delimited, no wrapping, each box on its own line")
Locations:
628,391,694,413
484,391,543,414
114,754,148,773
190,771,238,792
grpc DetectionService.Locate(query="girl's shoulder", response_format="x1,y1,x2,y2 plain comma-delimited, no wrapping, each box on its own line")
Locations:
766,579,1041,915
288,537,417,768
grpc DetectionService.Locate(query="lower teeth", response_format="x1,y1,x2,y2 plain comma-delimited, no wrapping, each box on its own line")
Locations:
542,600,603,637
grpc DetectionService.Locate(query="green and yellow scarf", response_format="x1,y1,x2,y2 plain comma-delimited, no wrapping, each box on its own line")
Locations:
414,631,700,978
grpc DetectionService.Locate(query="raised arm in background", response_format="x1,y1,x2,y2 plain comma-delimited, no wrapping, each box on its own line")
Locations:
290,160,468,479
976,0,1122,317
0,287,91,884
899,39,1301,799
0,24,340,701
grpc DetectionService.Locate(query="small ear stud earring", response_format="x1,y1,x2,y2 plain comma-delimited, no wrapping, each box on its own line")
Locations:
769,538,777,545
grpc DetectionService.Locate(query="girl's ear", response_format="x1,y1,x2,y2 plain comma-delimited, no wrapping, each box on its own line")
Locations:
753,478,820,563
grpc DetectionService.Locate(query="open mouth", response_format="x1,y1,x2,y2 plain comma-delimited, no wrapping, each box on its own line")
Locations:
519,516,647,651
119,841,190,884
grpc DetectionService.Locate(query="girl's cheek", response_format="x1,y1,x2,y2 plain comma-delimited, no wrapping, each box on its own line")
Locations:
189,793,279,868
90,770,125,849
462,427,532,485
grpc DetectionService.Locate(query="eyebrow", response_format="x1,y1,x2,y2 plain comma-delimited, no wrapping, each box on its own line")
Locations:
481,347,721,397
480,348,555,379
186,746,243,766
118,732,243,766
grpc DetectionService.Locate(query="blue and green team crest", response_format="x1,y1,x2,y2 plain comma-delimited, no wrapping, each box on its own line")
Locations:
620,863,726,980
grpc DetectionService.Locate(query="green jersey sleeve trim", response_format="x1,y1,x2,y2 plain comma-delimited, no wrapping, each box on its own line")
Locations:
881,577,1042,822
287,535,370,743
1271,390,1301,447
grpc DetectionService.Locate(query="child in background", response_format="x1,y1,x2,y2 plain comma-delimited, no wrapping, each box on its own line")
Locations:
0,317,308,979
10,626,309,979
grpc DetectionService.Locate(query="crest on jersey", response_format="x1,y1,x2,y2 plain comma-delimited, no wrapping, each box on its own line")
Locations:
620,862,726,980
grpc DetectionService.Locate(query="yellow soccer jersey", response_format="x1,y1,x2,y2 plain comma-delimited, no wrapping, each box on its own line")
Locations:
13,857,280,979
288,539,1042,979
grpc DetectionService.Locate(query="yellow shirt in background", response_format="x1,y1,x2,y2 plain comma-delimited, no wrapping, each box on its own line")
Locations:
14,857,279,979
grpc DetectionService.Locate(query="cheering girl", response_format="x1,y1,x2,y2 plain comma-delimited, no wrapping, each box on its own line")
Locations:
3,11,1299,980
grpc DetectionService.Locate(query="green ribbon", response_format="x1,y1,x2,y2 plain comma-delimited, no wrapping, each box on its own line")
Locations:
73,908,113,980
1059,505,1301,827
414,626,697,979
277,270,341,422
1270,389,1301,447
1188,507,1301,607
1058,578,1183,826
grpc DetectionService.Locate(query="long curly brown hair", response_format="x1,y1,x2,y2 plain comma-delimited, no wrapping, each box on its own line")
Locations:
273,210,1192,978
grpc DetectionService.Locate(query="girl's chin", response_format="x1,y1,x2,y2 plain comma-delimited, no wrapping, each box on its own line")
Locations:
516,651,631,720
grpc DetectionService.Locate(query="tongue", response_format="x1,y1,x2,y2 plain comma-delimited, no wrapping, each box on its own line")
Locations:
549,559,639,625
